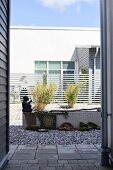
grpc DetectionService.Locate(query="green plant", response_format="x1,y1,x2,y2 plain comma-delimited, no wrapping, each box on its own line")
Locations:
81,68,88,74
33,83,57,111
64,82,81,108
87,122,100,130
43,72,47,85
79,122,100,131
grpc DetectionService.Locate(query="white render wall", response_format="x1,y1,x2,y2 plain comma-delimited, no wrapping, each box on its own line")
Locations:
10,26,100,73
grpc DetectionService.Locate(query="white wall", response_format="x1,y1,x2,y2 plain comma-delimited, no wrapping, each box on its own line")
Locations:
10,26,100,73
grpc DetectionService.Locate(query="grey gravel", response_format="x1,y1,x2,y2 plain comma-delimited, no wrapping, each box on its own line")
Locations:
10,126,101,145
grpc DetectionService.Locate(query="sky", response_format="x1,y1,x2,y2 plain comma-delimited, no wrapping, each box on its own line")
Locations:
11,0,100,27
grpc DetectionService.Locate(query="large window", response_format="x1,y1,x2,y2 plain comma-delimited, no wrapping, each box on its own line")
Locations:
35,61,47,74
49,61,61,70
49,61,61,74
63,61,75,70
35,61,75,74
62,62,75,89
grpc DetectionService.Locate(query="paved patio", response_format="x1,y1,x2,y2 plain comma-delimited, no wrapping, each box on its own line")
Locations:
2,144,113,170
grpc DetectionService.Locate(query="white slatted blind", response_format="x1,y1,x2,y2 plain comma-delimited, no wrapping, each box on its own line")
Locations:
10,73,101,104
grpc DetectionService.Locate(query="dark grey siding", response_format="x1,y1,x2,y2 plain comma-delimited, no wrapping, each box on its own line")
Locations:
96,49,100,70
0,0,9,168
89,48,95,74
89,48,100,74
76,48,89,73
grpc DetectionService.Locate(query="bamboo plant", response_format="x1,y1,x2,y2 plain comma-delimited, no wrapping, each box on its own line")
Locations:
64,82,81,108
33,83,57,111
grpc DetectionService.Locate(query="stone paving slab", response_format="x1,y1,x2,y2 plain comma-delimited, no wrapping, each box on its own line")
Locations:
40,167,56,170
58,149,79,154
11,151,36,160
38,149,57,154
78,148,99,154
58,153,82,160
15,149,36,153
81,153,101,160
2,144,113,170
38,145,57,149
36,153,58,160
57,145,77,149
17,145,37,150
76,144,96,149
57,145,79,154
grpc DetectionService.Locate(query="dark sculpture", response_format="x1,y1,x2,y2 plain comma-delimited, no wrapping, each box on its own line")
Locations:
22,96,32,112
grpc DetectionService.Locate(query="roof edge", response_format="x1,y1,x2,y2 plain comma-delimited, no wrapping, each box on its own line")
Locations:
10,26,100,31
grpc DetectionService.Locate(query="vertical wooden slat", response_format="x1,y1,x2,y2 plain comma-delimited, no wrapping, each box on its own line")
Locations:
0,0,9,168
6,0,10,153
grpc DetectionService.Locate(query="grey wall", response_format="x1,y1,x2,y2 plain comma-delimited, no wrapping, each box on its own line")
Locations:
89,48,100,75
89,48,94,74
56,111,101,128
89,48,101,103
95,49,100,74
0,0,10,168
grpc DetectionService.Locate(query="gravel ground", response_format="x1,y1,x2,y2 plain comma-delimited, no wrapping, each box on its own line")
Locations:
10,126,101,145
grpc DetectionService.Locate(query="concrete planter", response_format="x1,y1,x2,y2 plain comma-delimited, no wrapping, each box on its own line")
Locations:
38,114,56,129
22,112,37,129
23,111,101,130
56,111,101,129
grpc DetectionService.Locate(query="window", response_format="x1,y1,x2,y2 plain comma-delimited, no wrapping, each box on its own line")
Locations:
49,61,61,74
49,61,61,70
63,71,74,74
62,63,75,90
34,61,75,74
63,61,75,70
35,61,47,70
49,70,61,74
35,70,47,74
35,61,47,74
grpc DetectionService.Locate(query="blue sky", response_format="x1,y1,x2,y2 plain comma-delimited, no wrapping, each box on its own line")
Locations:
11,0,100,27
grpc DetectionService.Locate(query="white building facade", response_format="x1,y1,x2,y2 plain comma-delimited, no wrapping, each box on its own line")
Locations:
10,27,100,74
